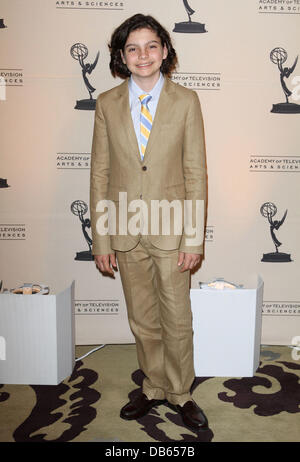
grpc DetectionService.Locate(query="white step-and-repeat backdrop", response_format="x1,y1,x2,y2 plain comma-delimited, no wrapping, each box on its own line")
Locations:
1,0,300,345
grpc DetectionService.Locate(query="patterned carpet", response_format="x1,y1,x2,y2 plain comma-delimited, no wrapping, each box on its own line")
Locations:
0,344,299,442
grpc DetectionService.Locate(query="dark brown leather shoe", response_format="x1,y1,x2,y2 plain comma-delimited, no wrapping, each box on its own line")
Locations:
175,400,208,431
120,393,167,420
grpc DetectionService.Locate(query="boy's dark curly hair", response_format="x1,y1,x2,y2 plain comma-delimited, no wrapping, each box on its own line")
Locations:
109,14,177,79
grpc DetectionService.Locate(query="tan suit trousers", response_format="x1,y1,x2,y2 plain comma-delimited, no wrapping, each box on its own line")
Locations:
116,235,195,406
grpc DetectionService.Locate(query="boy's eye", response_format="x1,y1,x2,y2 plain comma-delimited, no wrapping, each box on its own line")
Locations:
128,47,136,52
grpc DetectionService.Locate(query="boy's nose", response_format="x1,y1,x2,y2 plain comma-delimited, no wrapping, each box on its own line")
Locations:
139,48,148,59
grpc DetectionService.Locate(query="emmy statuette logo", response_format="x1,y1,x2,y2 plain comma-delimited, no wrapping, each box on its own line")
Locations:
0,178,10,188
71,200,94,261
260,202,292,262
70,43,99,110
270,47,300,114
173,0,207,34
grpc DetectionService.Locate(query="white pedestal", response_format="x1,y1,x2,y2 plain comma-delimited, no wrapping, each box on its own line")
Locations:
191,274,263,377
0,282,75,385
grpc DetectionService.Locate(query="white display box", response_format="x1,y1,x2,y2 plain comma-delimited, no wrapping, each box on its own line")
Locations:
191,274,263,377
0,282,75,385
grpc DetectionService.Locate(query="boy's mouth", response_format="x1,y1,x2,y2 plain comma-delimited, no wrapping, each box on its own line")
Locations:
136,62,153,68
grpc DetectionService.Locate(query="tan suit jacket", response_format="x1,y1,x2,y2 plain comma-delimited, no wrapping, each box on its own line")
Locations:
90,78,207,255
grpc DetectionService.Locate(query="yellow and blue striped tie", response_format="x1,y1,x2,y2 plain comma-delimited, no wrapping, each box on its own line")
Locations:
139,94,152,159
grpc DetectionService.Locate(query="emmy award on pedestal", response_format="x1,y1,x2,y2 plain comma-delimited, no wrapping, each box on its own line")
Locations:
173,0,207,33
260,202,292,262
270,47,300,113
71,200,94,261
70,43,99,110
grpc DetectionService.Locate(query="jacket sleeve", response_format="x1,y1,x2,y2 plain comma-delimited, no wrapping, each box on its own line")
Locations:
179,91,207,254
90,96,113,255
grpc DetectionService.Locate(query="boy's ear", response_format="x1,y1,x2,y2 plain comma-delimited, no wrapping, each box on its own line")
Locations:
163,44,168,60
120,49,126,65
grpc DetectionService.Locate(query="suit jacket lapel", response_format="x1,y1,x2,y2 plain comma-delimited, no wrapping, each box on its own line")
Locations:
117,80,140,159
143,78,175,161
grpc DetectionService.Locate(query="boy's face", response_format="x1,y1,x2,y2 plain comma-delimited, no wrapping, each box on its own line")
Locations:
121,27,168,88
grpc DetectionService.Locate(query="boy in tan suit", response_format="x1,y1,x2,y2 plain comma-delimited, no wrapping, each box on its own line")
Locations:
90,14,207,431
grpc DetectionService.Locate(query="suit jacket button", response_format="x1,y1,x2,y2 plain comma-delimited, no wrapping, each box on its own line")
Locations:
142,166,147,171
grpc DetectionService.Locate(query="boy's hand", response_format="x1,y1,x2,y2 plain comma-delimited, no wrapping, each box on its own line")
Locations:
94,253,117,276
177,252,201,272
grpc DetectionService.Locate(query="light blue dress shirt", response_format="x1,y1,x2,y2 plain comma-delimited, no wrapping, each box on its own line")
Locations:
128,73,165,158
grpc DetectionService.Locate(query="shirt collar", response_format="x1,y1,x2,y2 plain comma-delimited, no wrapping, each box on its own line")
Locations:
129,73,165,101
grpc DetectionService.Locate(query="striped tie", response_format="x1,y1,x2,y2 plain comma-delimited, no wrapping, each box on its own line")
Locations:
139,94,152,159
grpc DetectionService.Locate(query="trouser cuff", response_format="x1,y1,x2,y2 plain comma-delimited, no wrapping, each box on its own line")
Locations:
143,379,192,406
142,380,166,400
166,392,192,407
